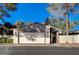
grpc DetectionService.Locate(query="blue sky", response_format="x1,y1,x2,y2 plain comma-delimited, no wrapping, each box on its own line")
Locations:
0,3,49,24
0,3,79,30
1,3,79,23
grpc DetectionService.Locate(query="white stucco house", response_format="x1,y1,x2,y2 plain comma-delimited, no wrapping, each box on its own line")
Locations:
10,24,60,44
1,23,79,45
9,24,51,44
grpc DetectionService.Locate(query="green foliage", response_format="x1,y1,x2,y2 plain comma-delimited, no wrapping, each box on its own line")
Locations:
0,3,17,22
5,3,17,11
48,3,79,18
46,18,66,30
47,3,79,31
0,37,13,44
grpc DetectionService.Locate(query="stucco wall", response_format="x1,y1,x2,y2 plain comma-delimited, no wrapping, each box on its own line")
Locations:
59,35,79,44
11,29,50,44
11,36,50,44
59,35,74,44
9,34,79,44
10,26,50,44
74,35,79,43
11,36,18,44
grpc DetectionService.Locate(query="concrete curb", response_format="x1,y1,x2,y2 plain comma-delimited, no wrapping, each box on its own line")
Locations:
0,44,54,47
0,44,79,48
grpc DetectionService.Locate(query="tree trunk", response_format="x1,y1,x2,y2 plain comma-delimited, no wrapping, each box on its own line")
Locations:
66,14,69,35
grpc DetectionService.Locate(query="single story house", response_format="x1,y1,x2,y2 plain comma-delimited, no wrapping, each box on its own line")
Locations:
0,22,79,44
10,23,61,44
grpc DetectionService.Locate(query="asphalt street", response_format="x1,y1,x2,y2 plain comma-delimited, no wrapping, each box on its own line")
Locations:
0,46,79,55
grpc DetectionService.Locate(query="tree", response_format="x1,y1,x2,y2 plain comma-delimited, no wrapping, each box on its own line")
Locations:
0,3,17,22
0,3,17,37
47,3,79,35
73,20,79,30
45,18,66,30
0,3,17,44
4,22,14,35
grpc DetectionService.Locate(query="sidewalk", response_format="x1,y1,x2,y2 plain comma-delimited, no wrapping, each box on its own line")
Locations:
57,44,79,48
0,44,79,48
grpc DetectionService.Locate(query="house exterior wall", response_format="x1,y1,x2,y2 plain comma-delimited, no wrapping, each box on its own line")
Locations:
73,35,79,43
11,36,18,44
59,35,79,44
11,28,50,44
11,33,50,44
59,35,73,44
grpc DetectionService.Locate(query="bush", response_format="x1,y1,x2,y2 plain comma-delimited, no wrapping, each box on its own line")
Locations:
0,37,13,44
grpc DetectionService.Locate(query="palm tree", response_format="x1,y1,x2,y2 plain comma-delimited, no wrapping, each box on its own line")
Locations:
48,3,79,35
